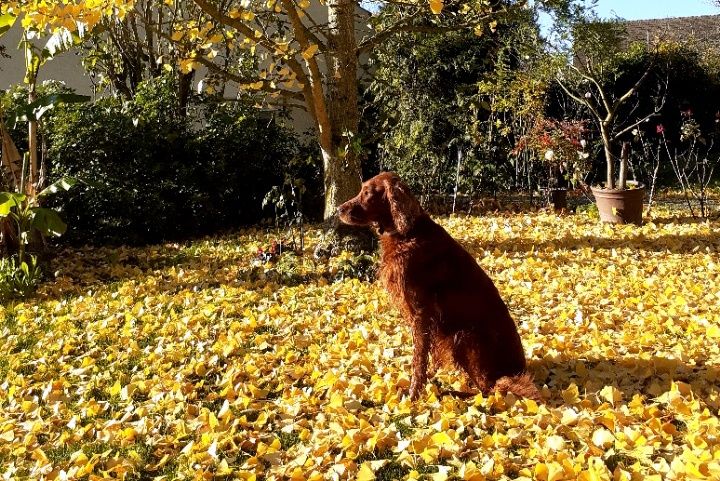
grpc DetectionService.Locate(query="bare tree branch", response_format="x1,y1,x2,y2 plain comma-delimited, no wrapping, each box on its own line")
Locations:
611,57,656,114
555,72,602,121
571,61,612,117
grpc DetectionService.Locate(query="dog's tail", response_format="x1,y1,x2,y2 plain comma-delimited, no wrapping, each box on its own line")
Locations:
494,372,541,401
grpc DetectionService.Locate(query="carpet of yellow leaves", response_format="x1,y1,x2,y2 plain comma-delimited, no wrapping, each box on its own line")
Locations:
1,209,719,481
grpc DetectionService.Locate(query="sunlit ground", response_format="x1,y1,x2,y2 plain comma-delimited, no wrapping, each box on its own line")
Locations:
1,206,719,480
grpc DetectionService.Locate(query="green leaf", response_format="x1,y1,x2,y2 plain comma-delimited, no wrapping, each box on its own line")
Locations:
37,177,79,198
0,194,14,216
0,192,26,216
30,207,67,237
0,12,17,37
14,93,91,122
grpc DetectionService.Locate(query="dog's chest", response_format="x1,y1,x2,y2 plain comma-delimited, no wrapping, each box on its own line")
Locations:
379,241,417,293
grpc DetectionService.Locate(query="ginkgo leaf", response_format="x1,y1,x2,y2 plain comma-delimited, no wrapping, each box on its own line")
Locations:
599,385,623,406
562,384,581,404
216,459,233,475
302,44,319,60
108,380,122,397
707,324,720,338
357,462,376,481
430,431,455,447
429,0,444,15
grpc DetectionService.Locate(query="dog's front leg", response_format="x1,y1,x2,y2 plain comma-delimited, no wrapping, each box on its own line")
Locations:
409,321,430,400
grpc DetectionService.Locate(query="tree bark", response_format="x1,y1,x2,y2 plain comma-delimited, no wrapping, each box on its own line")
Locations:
178,70,195,118
618,141,629,190
27,89,38,196
322,0,362,220
601,123,614,190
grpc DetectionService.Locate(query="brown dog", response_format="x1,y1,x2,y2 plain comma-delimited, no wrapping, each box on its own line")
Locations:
338,172,539,400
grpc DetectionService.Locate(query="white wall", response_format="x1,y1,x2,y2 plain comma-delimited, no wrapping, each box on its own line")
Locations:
0,23,96,95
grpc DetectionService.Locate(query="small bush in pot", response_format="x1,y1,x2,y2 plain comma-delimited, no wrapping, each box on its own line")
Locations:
554,19,666,224
514,117,590,210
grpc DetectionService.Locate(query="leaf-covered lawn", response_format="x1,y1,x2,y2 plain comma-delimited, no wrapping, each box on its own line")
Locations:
1,210,720,481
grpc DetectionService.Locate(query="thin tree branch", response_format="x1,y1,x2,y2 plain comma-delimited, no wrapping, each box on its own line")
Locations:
193,0,282,54
570,62,612,117
555,72,602,121
283,0,328,52
357,8,498,54
611,57,656,113
612,111,660,140
613,71,667,140
192,54,305,101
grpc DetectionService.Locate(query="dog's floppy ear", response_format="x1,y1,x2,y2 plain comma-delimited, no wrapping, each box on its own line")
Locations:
384,174,423,235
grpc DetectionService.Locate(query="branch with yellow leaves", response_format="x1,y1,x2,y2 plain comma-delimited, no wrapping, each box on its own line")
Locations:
190,0,316,110
191,54,306,101
140,16,308,103
193,0,283,55
357,1,502,54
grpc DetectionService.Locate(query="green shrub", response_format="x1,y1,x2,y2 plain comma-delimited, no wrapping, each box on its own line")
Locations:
191,100,302,228
0,255,41,302
46,95,195,245
366,22,536,200
29,76,301,245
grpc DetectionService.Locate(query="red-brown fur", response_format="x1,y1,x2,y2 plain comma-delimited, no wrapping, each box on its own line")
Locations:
338,172,540,401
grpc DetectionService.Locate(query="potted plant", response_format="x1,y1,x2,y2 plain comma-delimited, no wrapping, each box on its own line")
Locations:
515,117,589,210
554,19,666,225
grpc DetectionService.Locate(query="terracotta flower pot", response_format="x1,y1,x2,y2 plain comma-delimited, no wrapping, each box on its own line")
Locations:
591,183,645,225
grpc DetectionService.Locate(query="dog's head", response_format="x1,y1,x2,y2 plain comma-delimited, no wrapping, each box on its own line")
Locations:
337,172,423,235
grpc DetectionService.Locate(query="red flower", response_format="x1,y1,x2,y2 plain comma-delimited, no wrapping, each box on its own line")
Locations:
656,124,665,134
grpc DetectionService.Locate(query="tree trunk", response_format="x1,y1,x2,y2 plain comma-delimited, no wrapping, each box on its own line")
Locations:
618,141,629,190
323,0,362,220
27,89,38,196
178,70,194,118
601,123,614,190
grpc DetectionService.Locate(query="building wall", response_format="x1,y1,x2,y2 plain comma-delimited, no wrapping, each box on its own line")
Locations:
623,14,720,50
0,23,96,95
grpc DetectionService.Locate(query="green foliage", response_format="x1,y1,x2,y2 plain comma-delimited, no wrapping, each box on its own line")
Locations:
570,18,627,74
369,29,501,198
261,150,322,248
30,75,300,245
0,190,68,239
13,92,90,123
196,99,304,229
0,179,75,265
367,5,546,202
0,254,41,302
331,252,377,283
0,80,74,156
